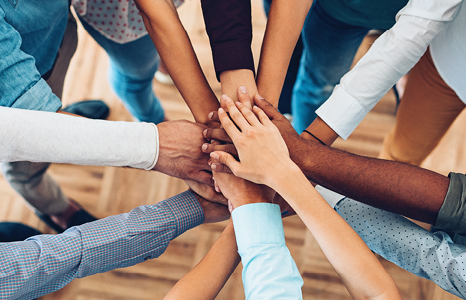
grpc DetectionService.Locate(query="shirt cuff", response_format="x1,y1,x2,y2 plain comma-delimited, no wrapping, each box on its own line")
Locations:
316,83,371,140
165,190,205,236
232,203,285,251
212,39,255,81
10,78,62,112
315,185,346,208
435,172,466,236
144,123,159,170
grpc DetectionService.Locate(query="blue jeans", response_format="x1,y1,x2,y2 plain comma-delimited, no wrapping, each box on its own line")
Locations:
291,0,369,133
80,20,165,124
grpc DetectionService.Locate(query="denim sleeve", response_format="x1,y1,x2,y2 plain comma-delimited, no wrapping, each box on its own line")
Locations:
0,190,203,299
0,9,62,112
435,172,466,236
336,197,466,298
233,203,303,299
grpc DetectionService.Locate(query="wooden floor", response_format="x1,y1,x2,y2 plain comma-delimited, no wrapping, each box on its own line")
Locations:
1,1,465,299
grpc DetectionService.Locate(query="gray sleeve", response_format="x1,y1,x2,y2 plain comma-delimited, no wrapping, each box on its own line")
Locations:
434,172,466,236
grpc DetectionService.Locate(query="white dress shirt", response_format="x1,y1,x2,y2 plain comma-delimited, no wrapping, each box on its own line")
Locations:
316,0,463,140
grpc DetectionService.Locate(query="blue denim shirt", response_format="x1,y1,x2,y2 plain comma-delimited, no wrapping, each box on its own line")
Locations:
0,0,68,111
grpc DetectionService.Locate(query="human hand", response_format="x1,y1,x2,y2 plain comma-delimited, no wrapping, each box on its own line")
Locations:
190,190,230,223
210,95,298,187
273,193,296,218
153,120,213,185
211,167,274,211
185,179,227,206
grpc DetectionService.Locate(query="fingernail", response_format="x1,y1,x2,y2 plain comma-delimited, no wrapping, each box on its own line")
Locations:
210,152,219,160
281,211,289,216
228,201,233,212
235,101,241,107
239,86,247,94
215,186,220,193
257,94,264,100
208,158,212,165
202,143,208,151
218,108,225,114
203,129,208,138
221,94,232,103
211,164,217,170
208,111,214,119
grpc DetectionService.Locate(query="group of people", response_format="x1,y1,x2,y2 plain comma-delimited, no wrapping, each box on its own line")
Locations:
1,0,466,299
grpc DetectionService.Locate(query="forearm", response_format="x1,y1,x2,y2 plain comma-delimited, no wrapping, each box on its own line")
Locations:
164,222,240,300
274,172,401,299
291,138,449,224
135,0,219,124
0,191,204,299
336,197,466,299
0,107,157,169
256,0,311,107
300,117,339,146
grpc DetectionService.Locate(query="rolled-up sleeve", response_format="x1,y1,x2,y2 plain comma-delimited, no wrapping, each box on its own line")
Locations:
316,0,462,140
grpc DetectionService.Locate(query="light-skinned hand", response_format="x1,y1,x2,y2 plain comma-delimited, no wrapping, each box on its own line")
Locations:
210,95,299,188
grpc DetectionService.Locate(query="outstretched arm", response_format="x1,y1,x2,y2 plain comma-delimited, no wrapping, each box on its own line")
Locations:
210,97,402,299
164,222,240,300
256,0,312,107
134,0,219,124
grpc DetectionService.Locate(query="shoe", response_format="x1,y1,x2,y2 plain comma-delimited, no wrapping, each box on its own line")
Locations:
35,199,98,233
0,222,42,242
61,100,110,120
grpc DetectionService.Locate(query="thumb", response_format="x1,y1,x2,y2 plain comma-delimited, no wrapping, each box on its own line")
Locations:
210,151,241,175
253,95,283,121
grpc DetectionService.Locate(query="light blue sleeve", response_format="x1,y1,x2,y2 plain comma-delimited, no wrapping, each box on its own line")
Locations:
232,203,303,300
335,197,466,298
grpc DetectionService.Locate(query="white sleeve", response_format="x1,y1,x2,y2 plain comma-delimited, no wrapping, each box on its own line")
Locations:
316,0,462,140
0,107,158,170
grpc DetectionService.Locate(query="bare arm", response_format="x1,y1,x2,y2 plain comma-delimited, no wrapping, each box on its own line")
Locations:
256,0,312,107
134,0,219,124
164,222,240,300
254,97,449,224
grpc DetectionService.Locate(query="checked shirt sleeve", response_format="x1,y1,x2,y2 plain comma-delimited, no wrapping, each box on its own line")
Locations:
0,191,203,299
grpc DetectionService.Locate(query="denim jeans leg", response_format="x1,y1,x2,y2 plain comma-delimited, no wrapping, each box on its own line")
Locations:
80,19,164,124
291,0,369,133
0,15,77,215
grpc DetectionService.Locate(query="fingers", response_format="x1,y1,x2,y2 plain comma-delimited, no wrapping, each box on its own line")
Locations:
253,105,273,126
237,86,254,110
253,94,283,121
218,106,242,141
202,142,238,157
210,151,241,176
196,170,215,186
220,95,251,131
203,128,232,143
235,102,261,127
211,162,233,174
208,111,220,123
